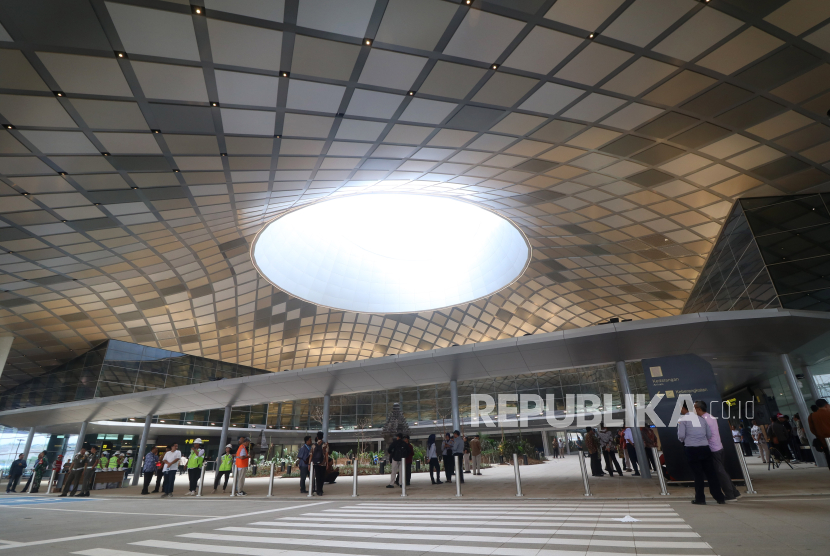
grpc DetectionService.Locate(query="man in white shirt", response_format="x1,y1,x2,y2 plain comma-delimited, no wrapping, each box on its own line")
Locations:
678,403,725,505
695,401,740,501
160,443,182,498
751,419,769,463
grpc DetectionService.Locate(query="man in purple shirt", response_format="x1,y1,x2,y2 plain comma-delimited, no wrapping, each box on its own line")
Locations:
695,400,740,501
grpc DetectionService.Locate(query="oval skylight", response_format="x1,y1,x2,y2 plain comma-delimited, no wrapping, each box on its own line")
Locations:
251,193,531,314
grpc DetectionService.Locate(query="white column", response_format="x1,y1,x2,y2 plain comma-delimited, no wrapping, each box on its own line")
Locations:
22,427,35,461
219,405,232,449
76,420,89,454
781,354,824,465
0,336,12,383
131,415,152,486
541,430,551,457
616,361,650,479
450,380,460,432
322,394,331,442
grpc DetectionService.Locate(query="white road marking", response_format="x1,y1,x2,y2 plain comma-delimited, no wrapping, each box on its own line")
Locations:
220,525,701,538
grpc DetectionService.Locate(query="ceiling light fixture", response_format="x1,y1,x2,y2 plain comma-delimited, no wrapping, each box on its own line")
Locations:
588,33,596,39
280,71,289,77
5,124,14,129
131,186,138,189
251,192,531,313
115,52,126,58
491,63,499,70
465,0,472,4
173,169,180,173
152,129,160,134
60,172,67,176
54,91,65,97
211,102,219,107
408,91,415,96
102,152,110,156
220,152,227,156
192,5,203,14
274,134,281,139
364,38,372,46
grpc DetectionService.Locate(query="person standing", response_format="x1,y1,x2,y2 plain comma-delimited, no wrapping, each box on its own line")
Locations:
78,446,100,497
808,399,830,468
441,433,454,484
233,437,250,496
97,451,109,470
23,452,48,493
310,431,327,496
741,422,755,458
213,444,234,494
463,436,471,473
551,436,559,459
452,430,465,484
297,436,312,494
141,447,159,495
386,433,406,489
470,435,482,475
185,439,205,496
768,415,792,459
623,428,641,476
584,428,603,477
695,401,740,501
427,434,442,484
642,427,658,472
59,448,87,497
751,419,769,463
678,403,725,505
403,435,414,486
160,442,182,498
6,454,27,493
598,426,623,477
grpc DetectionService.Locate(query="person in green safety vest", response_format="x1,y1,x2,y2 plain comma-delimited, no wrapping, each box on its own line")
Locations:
98,451,110,470
185,439,205,496
213,444,233,494
126,450,134,470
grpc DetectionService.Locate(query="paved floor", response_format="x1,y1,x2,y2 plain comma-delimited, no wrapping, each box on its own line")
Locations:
0,494,828,556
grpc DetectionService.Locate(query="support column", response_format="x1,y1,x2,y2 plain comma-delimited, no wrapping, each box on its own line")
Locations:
565,433,571,455
616,361,650,478
322,394,331,442
0,335,12,383
21,427,35,462
450,380,460,432
541,430,551,458
803,366,823,405
219,405,232,450
76,420,89,451
781,354,824,466
131,414,152,486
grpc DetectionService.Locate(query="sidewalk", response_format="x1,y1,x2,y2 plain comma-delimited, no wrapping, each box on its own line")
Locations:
41,453,830,500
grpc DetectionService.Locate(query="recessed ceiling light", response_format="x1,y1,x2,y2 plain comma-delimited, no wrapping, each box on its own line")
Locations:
408,91,415,96
211,102,219,107
115,52,126,58
152,129,160,134
61,220,67,223
364,38,372,46
22,192,29,196
59,172,67,176
131,186,138,189
280,71,289,77
94,203,100,206
173,169,180,173
465,0,471,4
491,63,499,70
220,152,227,156
5,124,14,129
588,33,595,39
54,91,65,97
274,134,281,139
102,152,110,156
192,5,203,14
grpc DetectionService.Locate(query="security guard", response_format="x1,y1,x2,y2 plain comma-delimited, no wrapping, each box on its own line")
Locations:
213,444,233,494
185,439,205,495
78,445,100,497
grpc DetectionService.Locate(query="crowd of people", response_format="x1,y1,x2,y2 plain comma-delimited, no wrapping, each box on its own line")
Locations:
583,425,658,478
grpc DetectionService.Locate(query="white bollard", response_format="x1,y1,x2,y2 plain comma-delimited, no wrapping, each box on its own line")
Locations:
352,457,358,497
196,463,207,497
578,451,592,497
45,469,57,495
229,465,237,497
454,455,462,497
513,453,523,497
652,448,669,496
401,460,407,497
267,462,275,497
307,466,314,498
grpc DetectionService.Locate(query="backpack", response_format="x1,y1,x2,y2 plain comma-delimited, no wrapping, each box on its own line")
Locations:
311,443,325,465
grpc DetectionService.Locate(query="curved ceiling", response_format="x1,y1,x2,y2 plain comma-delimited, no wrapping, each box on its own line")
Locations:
1,0,830,392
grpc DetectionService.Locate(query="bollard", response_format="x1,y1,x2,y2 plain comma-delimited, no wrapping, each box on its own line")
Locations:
577,451,592,497
652,448,669,496
307,466,314,498
401,462,407,497
735,443,757,494
25,472,34,493
454,455,462,497
45,469,57,495
229,465,237,497
267,462,275,497
196,463,207,497
513,453,523,497
352,457,359,497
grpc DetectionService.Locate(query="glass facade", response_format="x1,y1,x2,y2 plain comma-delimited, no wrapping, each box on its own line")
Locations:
684,194,830,314
0,339,270,412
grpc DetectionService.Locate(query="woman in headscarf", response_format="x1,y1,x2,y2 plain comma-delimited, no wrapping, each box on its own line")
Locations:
427,434,442,484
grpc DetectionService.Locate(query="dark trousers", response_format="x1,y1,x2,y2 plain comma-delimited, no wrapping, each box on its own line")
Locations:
405,462,412,485
141,471,155,494
299,466,309,492
187,467,201,492
429,457,441,483
214,470,231,490
313,465,325,495
685,445,724,503
602,450,623,476
626,445,640,474
711,449,739,499
442,454,453,482
644,447,657,472
453,454,464,483
789,437,802,460
589,451,603,476
154,470,163,492
61,469,84,495
6,473,22,492
743,441,755,457
162,470,176,494
80,468,95,495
